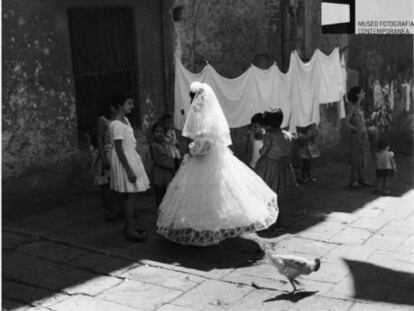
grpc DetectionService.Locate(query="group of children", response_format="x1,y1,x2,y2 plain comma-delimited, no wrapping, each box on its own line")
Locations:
244,110,320,228
245,111,320,185
89,86,397,244
89,91,182,241
245,103,397,201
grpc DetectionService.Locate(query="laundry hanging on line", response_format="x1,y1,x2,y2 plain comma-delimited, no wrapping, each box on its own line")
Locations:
338,53,347,119
174,47,346,133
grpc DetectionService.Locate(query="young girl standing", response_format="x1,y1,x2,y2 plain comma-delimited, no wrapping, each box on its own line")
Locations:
160,114,181,170
296,123,320,183
150,122,176,208
374,138,397,194
95,96,120,221
109,92,150,242
87,97,120,222
255,109,297,228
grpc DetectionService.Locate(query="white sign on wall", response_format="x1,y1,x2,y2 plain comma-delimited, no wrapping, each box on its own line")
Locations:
321,0,414,34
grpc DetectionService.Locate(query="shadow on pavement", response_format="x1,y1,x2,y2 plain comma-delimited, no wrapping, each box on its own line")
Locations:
344,259,414,305
3,156,413,309
3,208,264,310
258,155,414,239
264,290,318,303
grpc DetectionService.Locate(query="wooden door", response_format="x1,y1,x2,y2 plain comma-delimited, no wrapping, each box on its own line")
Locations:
68,7,139,137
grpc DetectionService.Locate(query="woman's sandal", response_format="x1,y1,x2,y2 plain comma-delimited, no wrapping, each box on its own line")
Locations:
125,233,147,242
123,226,148,238
360,181,373,187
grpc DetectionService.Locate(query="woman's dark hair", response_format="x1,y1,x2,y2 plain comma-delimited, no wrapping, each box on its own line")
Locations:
263,109,283,129
110,90,134,110
377,137,389,151
251,113,264,125
152,121,166,134
347,87,362,103
160,113,173,122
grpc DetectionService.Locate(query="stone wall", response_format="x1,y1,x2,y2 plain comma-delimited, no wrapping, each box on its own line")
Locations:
2,0,167,215
2,1,77,180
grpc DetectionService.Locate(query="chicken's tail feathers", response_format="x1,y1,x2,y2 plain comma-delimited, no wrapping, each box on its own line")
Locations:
314,258,321,271
262,244,275,257
253,239,273,254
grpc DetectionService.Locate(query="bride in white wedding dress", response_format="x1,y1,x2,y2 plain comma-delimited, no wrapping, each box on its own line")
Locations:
156,82,278,246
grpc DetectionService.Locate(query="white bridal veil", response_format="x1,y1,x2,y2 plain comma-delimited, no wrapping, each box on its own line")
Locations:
182,82,232,146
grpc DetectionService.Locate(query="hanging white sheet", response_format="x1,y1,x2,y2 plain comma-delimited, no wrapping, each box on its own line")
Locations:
287,50,321,132
174,62,292,129
338,54,347,119
174,47,345,132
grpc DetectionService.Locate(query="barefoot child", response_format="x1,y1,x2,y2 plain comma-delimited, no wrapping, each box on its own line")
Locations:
374,138,397,195
150,122,176,208
109,92,150,242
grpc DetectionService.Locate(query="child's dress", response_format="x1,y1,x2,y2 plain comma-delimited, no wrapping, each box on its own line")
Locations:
296,126,320,160
150,141,176,186
150,140,176,207
375,150,396,177
244,128,264,169
250,138,264,168
109,118,150,193
165,129,181,168
255,130,297,199
92,116,112,186
156,83,278,246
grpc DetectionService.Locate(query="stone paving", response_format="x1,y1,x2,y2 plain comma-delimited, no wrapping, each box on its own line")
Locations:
2,155,414,311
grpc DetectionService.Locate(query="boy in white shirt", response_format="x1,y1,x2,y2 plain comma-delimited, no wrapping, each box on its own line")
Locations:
374,138,397,195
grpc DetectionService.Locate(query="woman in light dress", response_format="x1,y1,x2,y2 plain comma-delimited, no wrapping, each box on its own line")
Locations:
156,82,279,246
109,92,150,242
344,87,372,188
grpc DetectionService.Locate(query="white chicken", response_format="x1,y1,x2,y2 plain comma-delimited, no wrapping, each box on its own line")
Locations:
263,245,321,293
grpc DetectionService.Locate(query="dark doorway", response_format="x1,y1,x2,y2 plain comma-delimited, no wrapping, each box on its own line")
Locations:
68,7,140,139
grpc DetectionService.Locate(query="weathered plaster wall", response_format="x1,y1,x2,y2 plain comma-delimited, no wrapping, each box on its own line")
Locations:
2,0,77,180
2,0,167,215
172,0,271,76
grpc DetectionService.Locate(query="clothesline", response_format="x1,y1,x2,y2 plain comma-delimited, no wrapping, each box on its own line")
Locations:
174,47,347,133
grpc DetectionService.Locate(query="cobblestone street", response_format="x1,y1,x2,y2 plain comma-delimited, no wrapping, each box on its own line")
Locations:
3,155,414,311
